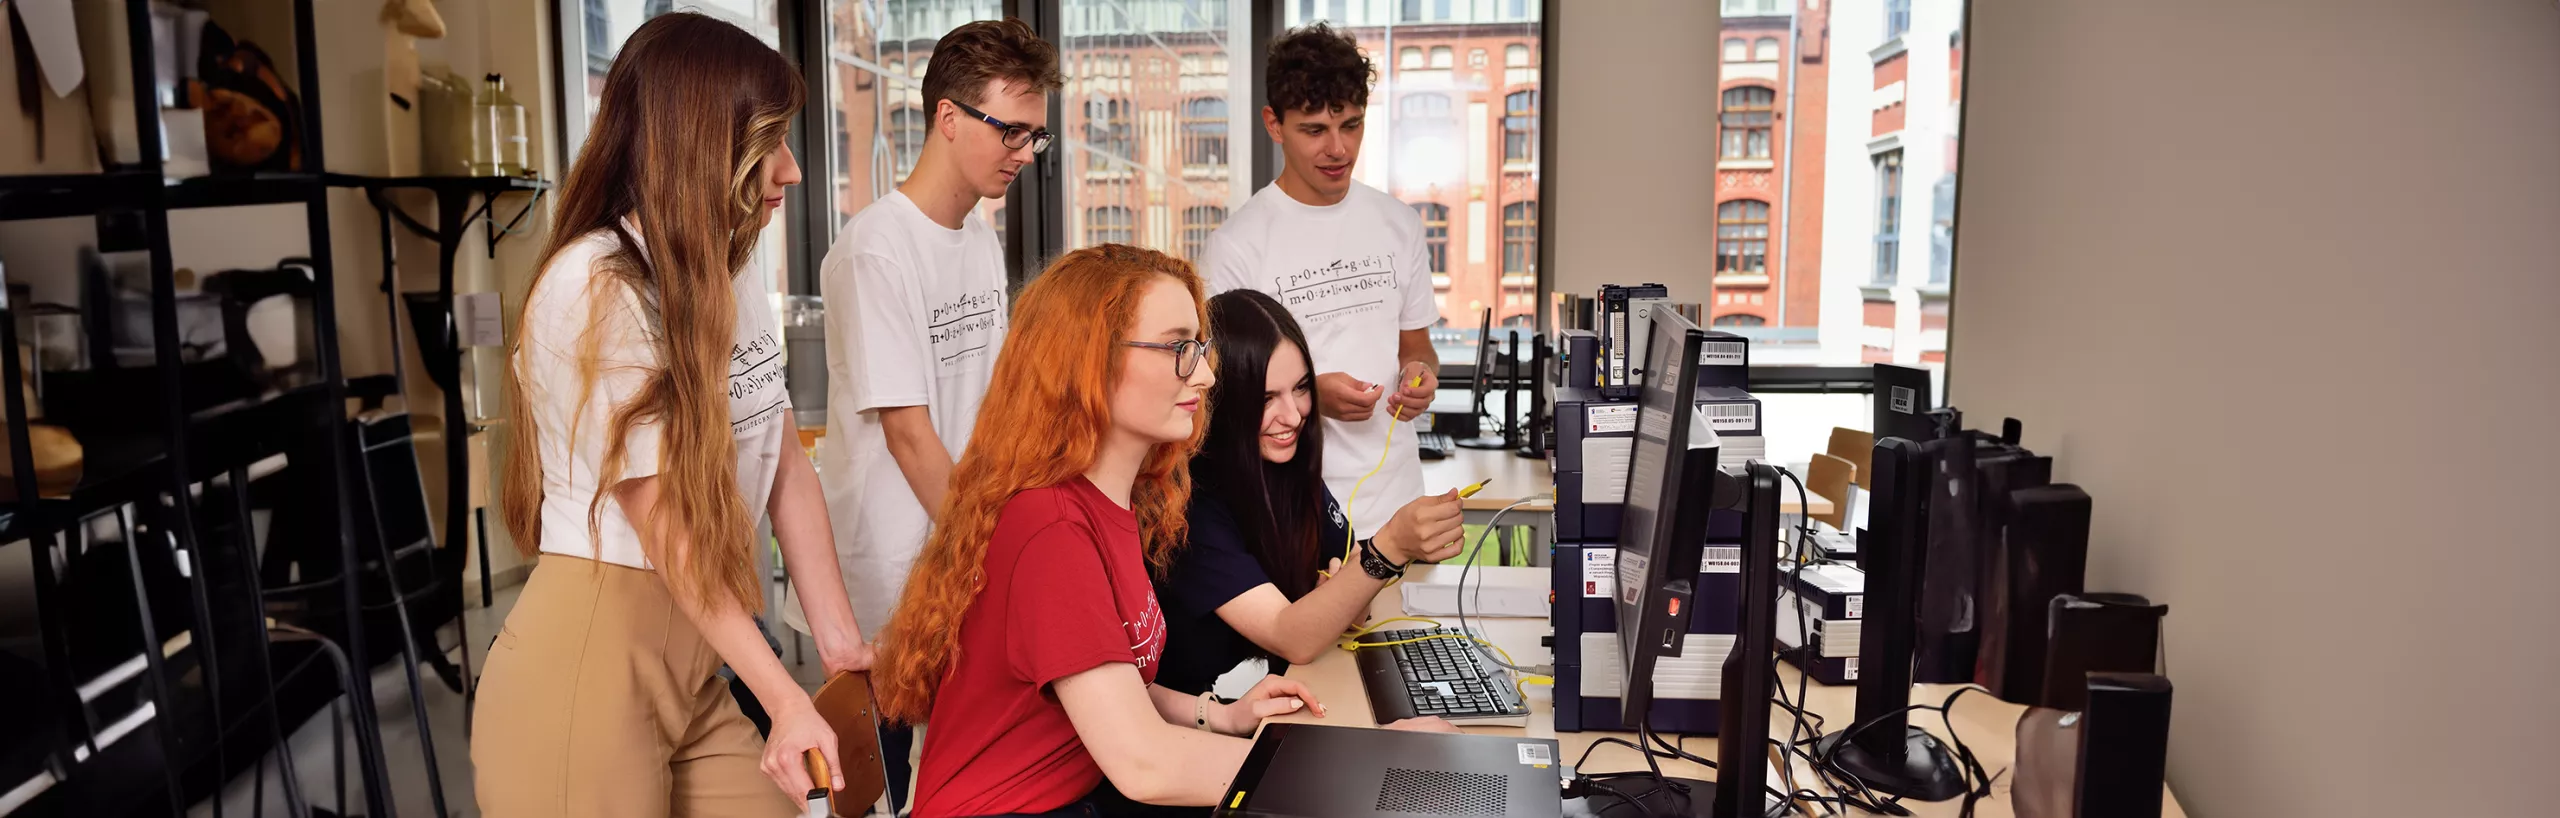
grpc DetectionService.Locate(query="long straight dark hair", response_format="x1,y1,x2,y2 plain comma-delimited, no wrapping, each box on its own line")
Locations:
1194,290,1330,599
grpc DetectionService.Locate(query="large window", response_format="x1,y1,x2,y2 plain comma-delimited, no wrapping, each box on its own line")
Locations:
1415,202,1450,276
1874,150,1904,285
1060,0,1248,257
1887,0,1913,39
571,1,791,294
1717,200,1770,276
1288,1,1543,363
1721,86,1775,160
822,0,1006,270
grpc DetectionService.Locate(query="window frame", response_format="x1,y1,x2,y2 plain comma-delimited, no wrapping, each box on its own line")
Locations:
1414,202,1451,277
1717,199,1771,277
1874,149,1905,285
1504,89,1539,163
1720,85,1776,160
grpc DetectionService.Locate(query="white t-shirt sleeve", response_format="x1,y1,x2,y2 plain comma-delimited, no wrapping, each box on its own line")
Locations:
1200,227,1254,295
585,276,666,480
833,250,932,413
1397,213,1438,333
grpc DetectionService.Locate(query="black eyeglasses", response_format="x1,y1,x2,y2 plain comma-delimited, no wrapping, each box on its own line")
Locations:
950,99,1054,154
1123,339,1212,378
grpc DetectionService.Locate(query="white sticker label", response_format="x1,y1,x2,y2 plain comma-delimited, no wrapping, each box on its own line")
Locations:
1890,385,1916,414
1617,552,1650,606
1845,594,1865,620
1699,341,1746,365
1587,404,1638,434
1581,548,1617,598
1845,657,1861,681
1702,402,1757,431
1700,546,1741,574
1519,743,1554,767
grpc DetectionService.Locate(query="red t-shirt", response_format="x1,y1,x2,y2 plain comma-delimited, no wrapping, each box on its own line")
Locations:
912,477,1169,817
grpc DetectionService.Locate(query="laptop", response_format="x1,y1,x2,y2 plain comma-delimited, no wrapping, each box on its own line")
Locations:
1214,723,1564,818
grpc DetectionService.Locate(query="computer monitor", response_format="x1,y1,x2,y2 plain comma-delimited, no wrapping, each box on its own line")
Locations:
1814,437,1966,800
1708,462,1784,818
1458,307,1508,449
1872,364,1935,446
1611,308,1713,723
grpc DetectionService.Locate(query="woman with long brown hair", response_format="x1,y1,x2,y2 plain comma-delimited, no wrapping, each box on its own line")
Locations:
473,13,870,816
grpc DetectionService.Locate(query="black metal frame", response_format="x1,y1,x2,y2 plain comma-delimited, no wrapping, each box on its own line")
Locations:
0,1,434,814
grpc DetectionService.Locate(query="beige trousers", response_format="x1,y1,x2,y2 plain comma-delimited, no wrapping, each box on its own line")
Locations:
471,555,797,818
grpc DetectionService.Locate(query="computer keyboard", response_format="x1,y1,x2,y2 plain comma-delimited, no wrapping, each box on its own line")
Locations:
1417,432,1455,460
1353,627,1531,726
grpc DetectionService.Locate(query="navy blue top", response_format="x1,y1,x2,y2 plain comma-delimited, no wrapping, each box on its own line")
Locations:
1152,488,1350,695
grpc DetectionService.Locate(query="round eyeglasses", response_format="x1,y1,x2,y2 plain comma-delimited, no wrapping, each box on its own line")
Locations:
951,99,1054,154
1122,339,1212,378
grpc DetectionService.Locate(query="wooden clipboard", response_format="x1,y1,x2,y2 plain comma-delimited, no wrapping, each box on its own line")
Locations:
801,671,890,817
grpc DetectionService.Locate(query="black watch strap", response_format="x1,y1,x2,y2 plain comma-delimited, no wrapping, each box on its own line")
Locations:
1357,537,1405,580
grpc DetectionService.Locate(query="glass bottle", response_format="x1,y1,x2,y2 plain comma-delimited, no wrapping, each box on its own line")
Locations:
470,73,528,177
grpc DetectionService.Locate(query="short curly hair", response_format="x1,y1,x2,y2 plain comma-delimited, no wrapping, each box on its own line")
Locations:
1265,23,1374,118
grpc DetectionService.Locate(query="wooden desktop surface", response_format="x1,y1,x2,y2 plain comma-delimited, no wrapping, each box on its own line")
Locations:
1420,446,1836,517
1262,565,2182,817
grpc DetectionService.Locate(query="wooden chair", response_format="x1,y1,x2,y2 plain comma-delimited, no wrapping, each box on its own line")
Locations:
1827,427,1876,486
1805,453,1856,531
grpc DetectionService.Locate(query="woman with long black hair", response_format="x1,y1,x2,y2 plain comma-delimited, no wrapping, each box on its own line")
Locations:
1151,289,1469,698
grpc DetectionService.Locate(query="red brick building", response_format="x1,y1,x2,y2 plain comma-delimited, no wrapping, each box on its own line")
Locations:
1713,1,1829,337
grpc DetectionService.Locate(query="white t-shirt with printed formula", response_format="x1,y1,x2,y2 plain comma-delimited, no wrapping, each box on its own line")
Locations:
809,190,1007,636
1202,181,1436,540
518,226,793,569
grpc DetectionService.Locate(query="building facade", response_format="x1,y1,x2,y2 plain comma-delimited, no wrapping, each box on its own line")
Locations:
1711,0,1830,359
1816,0,1962,367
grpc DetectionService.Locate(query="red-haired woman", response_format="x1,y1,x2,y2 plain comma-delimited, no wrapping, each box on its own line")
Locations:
875,245,1416,817
475,13,869,816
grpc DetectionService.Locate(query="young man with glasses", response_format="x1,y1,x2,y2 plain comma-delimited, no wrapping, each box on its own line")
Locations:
805,17,1061,814
1202,23,1441,544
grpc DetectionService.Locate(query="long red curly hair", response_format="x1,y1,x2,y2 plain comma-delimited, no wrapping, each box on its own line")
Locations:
873,244,1210,723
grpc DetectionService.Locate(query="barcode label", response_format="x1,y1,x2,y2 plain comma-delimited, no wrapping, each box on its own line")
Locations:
1890,385,1916,414
1699,341,1746,365
1700,546,1741,574
1845,658,1861,681
1703,402,1758,430
1845,594,1865,620
1518,743,1554,767
1587,404,1637,434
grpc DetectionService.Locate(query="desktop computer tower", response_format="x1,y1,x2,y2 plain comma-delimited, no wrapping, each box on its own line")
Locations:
2078,673,2175,818
2040,593,2168,711
1551,542,1736,734
2012,672,2176,818
1976,480,2080,702
1915,435,1981,684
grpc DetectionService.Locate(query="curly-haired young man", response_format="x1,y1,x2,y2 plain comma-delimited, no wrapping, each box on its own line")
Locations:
1200,23,1441,543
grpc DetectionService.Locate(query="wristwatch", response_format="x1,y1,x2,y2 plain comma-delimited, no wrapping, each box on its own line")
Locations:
1356,537,1406,580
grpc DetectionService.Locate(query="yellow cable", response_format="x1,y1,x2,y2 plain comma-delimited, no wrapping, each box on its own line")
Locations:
1514,674,1555,699
1320,374,1422,584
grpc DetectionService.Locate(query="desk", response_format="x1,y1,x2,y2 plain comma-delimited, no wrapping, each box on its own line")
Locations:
1418,449,1838,568
1267,565,2183,817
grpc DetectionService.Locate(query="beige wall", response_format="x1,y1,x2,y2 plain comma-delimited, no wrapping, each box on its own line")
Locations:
1949,0,2560,814
1551,0,1719,312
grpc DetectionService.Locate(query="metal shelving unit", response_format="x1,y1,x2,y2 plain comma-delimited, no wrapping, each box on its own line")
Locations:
0,1,394,815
